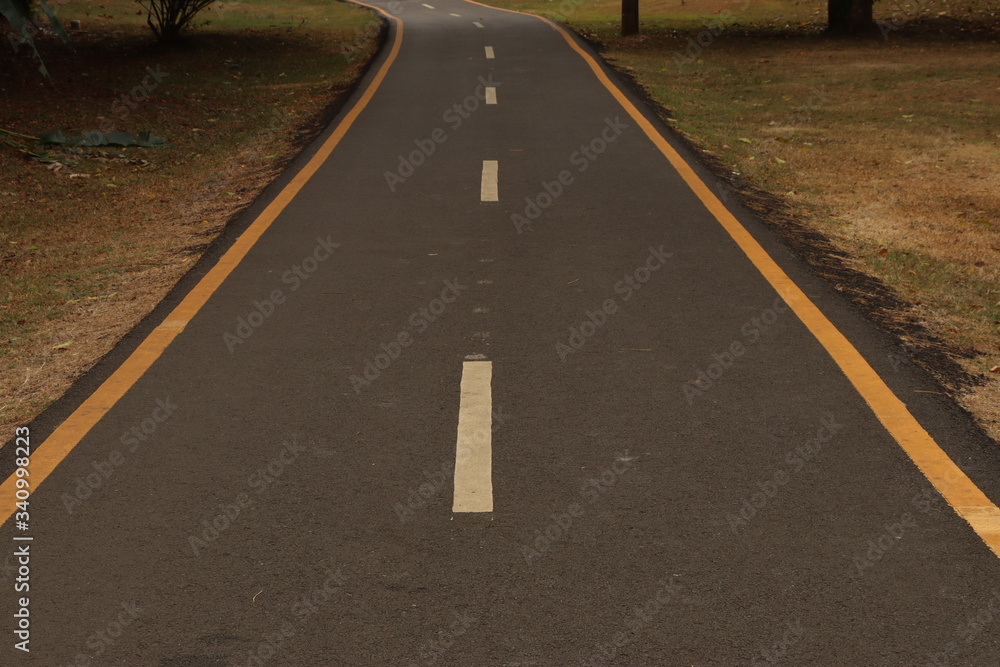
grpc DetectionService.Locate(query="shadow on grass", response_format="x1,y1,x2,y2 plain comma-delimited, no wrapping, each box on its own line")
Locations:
586,15,1000,50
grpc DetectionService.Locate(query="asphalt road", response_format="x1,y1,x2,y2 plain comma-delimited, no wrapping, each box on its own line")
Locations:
4,0,1000,665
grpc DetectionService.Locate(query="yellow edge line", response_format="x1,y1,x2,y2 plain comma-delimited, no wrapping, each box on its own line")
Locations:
461,0,1000,557
0,5,404,524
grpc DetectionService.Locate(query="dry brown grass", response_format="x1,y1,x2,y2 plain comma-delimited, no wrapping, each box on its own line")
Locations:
632,42,1000,439
1,1,381,432
614,38,1000,439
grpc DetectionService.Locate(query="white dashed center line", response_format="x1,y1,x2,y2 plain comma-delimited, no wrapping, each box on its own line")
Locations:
485,46,495,59
481,160,498,202
473,21,484,28
453,360,493,513
485,87,497,105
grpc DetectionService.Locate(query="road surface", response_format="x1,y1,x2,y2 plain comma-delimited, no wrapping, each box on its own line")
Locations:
3,0,1000,664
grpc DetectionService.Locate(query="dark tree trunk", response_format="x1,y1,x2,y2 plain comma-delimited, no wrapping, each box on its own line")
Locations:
827,0,876,35
622,0,639,36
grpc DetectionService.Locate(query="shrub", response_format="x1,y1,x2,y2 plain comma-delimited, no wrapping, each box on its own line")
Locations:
135,0,215,43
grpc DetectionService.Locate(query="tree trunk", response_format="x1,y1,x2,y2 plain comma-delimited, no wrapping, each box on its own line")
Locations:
827,0,875,35
622,0,639,36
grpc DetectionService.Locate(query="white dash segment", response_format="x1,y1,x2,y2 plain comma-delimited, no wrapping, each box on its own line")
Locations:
485,46,495,59
453,361,493,513
480,160,498,202
421,3,435,8
450,12,461,16
485,87,497,105
473,21,484,28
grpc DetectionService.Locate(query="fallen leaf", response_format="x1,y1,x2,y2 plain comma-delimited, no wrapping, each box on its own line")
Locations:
53,341,72,350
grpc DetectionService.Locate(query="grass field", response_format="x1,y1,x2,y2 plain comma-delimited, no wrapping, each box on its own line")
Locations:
484,0,1000,440
0,0,381,430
